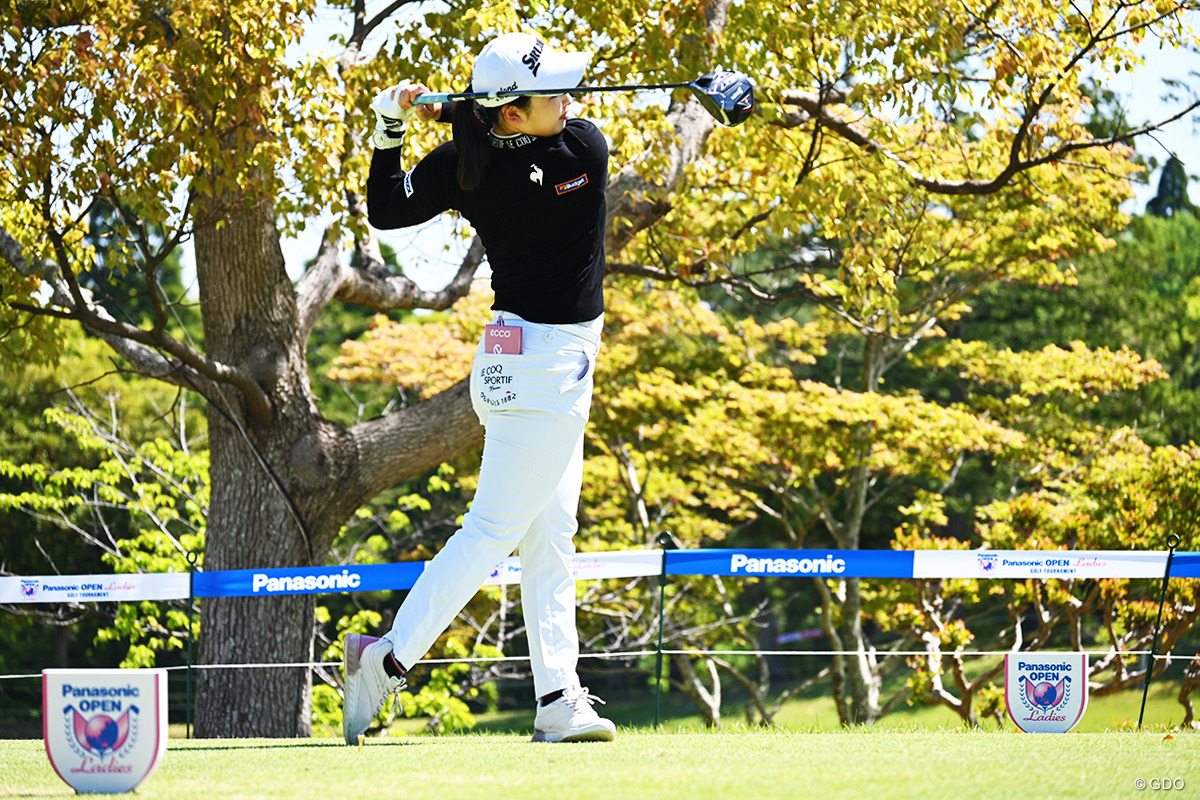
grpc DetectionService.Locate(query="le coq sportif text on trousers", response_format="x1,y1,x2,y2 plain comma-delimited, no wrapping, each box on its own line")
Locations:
383,311,603,697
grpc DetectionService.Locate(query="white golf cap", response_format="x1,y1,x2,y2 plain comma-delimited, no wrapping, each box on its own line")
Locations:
471,32,591,107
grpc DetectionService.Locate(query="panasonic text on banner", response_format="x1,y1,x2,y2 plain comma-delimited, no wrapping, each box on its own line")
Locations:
251,569,361,594
1004,653,1089,733
730,553,846,575
43,668,168,794
665,548,915,578
191,562,426,598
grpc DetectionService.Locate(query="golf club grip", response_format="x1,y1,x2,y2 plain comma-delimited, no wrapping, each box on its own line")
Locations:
412,93,464,105
413,82,692,105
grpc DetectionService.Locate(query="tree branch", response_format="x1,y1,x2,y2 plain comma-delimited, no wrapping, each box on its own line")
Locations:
340,234,483,312
295,228,344,340
339,377,483,516
603,0,735,258
778,91,1200,196
0,225,28,275
0,220,270,416
340,0,425,72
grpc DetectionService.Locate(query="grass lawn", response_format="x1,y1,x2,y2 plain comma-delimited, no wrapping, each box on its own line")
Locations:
366,673,1196,739
4,666,1195,796
4,670,1196,798
3,727,1196,799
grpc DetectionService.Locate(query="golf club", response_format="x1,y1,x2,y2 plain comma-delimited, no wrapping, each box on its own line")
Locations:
413,70,755,127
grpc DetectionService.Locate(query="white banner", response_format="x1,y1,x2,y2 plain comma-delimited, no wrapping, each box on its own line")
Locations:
4,549,1184,604
912,550,1170,580
0,574,191,604
483,550,663,586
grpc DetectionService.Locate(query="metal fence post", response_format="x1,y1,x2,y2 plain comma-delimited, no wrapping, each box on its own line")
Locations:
1138,533,1181,730
186,550,198,739
654,532,678,729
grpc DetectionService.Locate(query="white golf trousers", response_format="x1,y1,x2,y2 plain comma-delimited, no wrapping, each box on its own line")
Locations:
384,311,602,698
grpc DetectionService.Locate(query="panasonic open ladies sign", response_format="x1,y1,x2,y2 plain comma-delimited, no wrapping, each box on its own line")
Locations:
1004,653,1090,733
43,668,168,794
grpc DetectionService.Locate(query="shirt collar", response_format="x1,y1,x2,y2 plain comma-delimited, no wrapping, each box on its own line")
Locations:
489,130,539,150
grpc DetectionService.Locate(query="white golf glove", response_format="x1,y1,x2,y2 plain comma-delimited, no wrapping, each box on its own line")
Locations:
370,81,418,150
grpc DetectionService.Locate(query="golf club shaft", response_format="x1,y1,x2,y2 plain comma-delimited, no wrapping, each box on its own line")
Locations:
413,81,694,105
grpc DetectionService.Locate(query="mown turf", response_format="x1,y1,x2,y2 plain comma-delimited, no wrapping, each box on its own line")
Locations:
4,670,1196,798
3,726,1196,800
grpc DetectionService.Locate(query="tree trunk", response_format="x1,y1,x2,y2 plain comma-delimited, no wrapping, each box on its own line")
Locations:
674,654,722,727
838,577,880,725
187,180,484,736
190,194,328,737
815,577,849,726
196,410,321,737
827,403,883,725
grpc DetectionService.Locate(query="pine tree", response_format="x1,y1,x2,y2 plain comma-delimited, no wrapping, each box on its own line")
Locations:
1147,156,1198,218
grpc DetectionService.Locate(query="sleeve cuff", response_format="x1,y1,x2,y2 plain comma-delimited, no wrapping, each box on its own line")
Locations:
371,124,405,150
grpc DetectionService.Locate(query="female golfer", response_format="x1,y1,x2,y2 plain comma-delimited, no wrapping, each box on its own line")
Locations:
342,32,614,745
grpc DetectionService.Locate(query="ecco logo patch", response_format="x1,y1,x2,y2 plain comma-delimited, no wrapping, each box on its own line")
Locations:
555,174,588,195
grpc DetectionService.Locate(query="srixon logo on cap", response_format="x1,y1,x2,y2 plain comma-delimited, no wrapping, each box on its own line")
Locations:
43,668,167,794
521,39,545,76
1004,653,1089,733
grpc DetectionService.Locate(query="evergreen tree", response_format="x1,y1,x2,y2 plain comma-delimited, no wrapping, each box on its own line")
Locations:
1147,156,1198,219
966,210,1200,446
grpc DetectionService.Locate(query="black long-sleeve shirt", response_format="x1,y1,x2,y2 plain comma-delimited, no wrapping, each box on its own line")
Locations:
367,115,609,324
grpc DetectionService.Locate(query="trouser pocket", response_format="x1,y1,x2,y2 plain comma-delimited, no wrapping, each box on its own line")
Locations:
470,352,523,422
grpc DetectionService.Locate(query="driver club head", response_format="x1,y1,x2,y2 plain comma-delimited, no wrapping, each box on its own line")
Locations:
689,71,755,126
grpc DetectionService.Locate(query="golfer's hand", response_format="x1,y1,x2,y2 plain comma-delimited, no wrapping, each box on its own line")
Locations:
372,80,440,126
370,80,440,149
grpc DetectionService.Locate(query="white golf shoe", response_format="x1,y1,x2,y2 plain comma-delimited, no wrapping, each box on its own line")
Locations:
342,633,406,744
531,686,616,743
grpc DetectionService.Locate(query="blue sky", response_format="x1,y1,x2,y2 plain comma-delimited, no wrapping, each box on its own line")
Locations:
1112,28,1200,209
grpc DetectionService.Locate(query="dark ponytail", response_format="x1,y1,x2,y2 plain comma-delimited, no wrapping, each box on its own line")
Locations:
452,87,532,192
